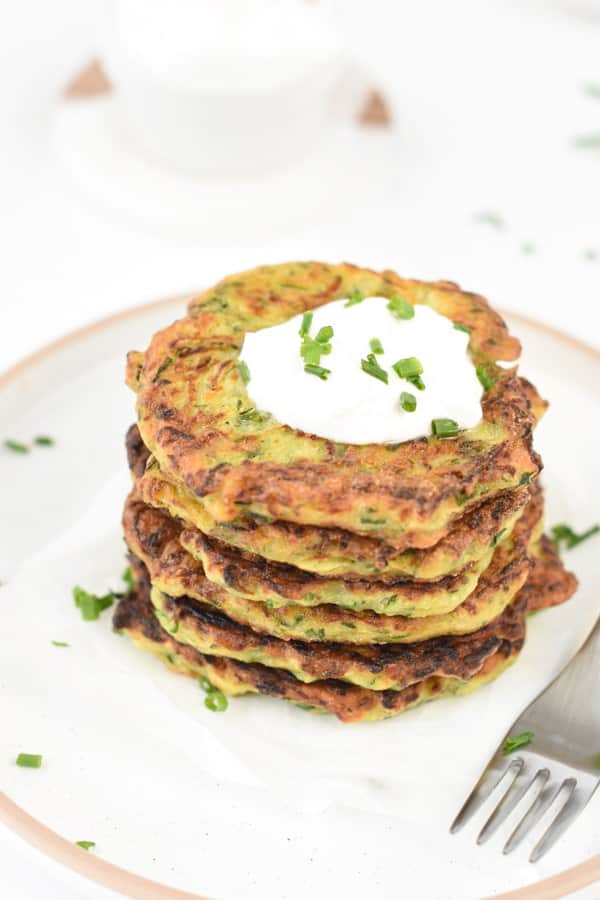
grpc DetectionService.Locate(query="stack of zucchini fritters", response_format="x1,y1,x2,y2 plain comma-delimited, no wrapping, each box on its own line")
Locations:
114,262,577,723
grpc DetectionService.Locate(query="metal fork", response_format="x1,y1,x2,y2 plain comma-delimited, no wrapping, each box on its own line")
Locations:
450,612,600,862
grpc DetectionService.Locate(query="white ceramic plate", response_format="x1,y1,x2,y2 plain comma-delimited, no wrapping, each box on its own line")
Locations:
1,298,599,900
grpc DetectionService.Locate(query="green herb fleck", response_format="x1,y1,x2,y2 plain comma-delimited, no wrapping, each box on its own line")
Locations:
153,356,173,382
300,338,323,365
491,528,506,547
502,731,534,755
360,354,388,384
574,133,600,149
453,323,471,335
583,83,600,100
238,407,268,425
315,325,334,344
73,586,114,621
34,435,54,446
369,338,384,355
198,676,228,711
474,211,504,229
75,841,96,851
122,566,134,592
304,363,331,380
345,289,365,307
476,364,495,391
519,472,533,486
205,690,228,712
51,640,69,647
299,311,313,337
16,753,43,768
387,295,414,320
239,360,251,384
400,392,417,412
551,523,600,552
431,418,459,438
392,357,423,380
4,439,29,454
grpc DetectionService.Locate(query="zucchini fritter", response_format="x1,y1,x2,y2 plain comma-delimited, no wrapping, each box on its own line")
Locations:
130,262,543,542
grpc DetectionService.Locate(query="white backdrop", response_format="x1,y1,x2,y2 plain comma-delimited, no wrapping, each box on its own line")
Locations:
2,1,600,897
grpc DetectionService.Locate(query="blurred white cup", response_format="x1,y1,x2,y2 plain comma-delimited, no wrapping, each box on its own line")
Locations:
103,0,346,177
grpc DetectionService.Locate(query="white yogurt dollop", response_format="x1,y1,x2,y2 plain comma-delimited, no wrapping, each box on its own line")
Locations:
241,297,484,445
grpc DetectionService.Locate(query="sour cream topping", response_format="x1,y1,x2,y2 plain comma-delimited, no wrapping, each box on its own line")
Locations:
241,296,485,445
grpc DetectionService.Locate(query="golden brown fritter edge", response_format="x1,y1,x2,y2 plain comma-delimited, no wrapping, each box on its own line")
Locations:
122,488,537,644
125,552,524,692
127,423,531,583
129,261,544,543
113,534,575,723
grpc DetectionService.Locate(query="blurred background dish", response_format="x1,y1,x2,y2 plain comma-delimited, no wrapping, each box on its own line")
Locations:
103,0,346,176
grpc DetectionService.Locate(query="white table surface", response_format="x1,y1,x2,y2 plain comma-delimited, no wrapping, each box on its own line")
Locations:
2,1,600,897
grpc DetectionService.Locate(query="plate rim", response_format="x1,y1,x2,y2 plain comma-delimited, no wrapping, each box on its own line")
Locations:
1,293,599,900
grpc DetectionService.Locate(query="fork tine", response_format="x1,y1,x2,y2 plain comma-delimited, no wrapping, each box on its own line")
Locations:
502,768,551,855
477,764,547,845
450,758,523,834
529,778,578,863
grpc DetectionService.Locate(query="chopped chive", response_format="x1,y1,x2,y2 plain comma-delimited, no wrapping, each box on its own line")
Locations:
360,354,388,384
521,242,536,255
408,374,426,391
299,311,313,337
73,586,114,621
122,566,134,592
34,435,54,446
387,295,414,320
51,640,69,647
75,841,96,851
239,360,251,385
584,83,600,100
431,418,459,438
574,133,600,149
16,753,43,768
205,690,228,712
550,522,600,552
345,289,365,307
315,325,334,344
474,211,504,229
300,338,322,365
476,364,495,391
369,338,384,355
453,323,471,335
502,731,534,755
4,439,29,453
304,363,331,380
392,356,423,379
400,392,417,412
198,676,213,692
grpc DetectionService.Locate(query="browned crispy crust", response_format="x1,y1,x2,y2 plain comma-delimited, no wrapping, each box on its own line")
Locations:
121,484,542,645
127,550,522,690
520,535,578,612
128,422,531,581
132,262,543,542
113,578,524,723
